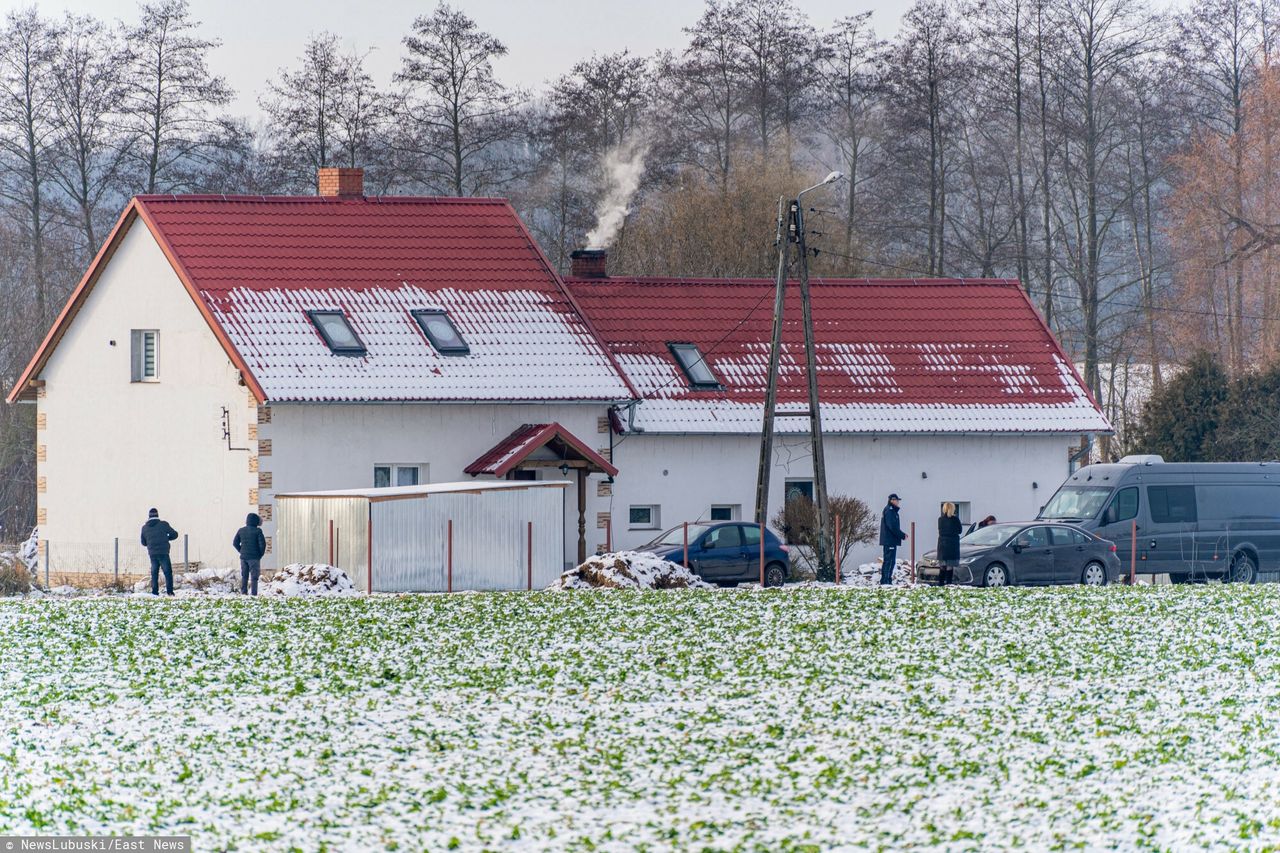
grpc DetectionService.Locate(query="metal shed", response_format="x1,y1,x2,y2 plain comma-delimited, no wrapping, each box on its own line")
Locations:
275,481,569,592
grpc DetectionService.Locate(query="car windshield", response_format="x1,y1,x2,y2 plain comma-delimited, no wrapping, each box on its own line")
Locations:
1039,486,1113,521
961,523,1023,547
641,524,712,549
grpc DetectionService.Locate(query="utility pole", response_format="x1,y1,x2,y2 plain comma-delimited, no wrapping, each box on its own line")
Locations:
754,196,789,528
794,202,832,572
753,173,842,574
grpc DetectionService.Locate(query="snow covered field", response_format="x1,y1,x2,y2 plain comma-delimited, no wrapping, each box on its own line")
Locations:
2,587,1278,850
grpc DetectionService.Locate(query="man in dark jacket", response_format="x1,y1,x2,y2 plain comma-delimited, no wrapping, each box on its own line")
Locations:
140,508,179,596
878,494,907,585
233,513,267,596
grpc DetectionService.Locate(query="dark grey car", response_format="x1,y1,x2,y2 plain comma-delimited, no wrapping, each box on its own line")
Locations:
917,522,1123,587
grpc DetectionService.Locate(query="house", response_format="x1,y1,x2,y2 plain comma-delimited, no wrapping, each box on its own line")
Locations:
8,169,629,575
563,250,1112,563
8,169,1110,578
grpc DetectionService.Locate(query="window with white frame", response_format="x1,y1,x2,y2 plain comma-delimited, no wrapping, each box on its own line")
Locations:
710,504,739,521
629,505,660,529
374,464,426,488
130,330,159,382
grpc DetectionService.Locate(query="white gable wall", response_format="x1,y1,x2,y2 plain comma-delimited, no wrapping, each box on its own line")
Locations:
36,220,253,577
262,402,612,571
609,433,1075,568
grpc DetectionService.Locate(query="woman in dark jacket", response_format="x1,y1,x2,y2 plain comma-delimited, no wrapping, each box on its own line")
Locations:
937,502,963,585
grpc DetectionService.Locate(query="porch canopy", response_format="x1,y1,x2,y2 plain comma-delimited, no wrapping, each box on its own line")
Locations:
465,423,618,564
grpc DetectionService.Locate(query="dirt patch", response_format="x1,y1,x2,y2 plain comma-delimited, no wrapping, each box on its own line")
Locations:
552,551,714,590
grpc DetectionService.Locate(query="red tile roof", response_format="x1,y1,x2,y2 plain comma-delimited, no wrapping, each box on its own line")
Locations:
464,423,618,477
131,195,633,402
564,276,1109,434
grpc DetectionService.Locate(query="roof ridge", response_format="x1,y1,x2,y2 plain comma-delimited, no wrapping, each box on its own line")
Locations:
134,194,513,205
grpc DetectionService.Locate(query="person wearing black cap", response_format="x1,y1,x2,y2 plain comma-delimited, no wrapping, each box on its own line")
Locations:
878,494,907,585
140,508,179,596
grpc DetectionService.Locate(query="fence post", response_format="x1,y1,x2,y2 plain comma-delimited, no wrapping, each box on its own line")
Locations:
909,521,916,584
834,515,842,586
329,519,334,566
1130,519,1137,585
683,521,689,569
44,540,49,588
527,521,534,591
605,518,612,553
183,534,189,571
447,519,453,593
366,516,373,595
759,521,765,587
114,537,119,585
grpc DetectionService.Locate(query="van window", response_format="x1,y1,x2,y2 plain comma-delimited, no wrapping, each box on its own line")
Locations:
1197,485,1280,521
1040,486,1113,520
1148,485,1197,523
1108,487,1139,524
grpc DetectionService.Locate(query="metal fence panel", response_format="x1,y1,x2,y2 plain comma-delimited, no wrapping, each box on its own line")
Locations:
276,496,370,591
370,485,565,592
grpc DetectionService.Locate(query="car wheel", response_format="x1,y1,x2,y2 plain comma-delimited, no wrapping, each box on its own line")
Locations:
982,564,1008,588
1081,561,1106,586
1226,552,1258,584
763,562,786,588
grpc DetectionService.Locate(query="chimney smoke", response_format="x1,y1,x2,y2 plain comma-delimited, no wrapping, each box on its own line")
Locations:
584,135,649,249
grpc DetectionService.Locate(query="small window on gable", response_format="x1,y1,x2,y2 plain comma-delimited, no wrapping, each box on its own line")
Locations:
130,330,159,382
669,343,719,388
412,309,469,355
308,310,365,355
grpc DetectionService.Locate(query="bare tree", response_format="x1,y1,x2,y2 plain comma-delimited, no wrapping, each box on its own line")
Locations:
0,8,62,325
394,3,519,196
48,13,129,258
261,33,388,191
121,0,233,193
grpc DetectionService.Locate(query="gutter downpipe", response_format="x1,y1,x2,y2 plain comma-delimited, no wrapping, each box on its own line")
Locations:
1069,434,1094,474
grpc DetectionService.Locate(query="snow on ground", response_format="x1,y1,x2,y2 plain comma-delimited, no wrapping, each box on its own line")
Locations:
552,550,714,589
261,563,357,597
2,588,1280,849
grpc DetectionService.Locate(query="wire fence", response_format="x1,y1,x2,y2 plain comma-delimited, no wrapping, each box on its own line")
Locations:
31,536,255,590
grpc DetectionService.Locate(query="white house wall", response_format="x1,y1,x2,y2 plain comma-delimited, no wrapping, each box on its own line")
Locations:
36,221,253,575
609,433,1074,566
262,402,611,571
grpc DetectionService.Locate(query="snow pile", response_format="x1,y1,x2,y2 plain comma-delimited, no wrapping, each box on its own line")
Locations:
552,551,714,590
262,563,357,597
18,527,38,571
840,559,916,587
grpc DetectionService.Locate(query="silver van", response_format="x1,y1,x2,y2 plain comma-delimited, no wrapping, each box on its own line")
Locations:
1037,455,1280,583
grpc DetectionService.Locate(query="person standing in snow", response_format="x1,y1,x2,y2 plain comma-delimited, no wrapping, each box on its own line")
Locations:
937,502,963,585
878,494,907,585
233,513,267,596
140,508,178,596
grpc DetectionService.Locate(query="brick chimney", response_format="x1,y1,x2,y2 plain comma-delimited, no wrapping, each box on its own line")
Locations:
570,248,607,279
317,167,364,197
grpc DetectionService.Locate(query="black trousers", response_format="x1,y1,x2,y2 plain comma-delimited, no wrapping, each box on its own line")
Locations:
881,546,897,584
240,558,261,596
149,554,173,595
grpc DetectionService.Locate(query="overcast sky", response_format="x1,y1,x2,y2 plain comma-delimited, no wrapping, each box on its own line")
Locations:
30,0,914,116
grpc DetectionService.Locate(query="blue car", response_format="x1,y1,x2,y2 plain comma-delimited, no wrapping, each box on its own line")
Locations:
637,522,791,587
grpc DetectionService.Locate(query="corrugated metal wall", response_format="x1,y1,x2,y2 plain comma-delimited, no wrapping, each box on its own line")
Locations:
276,496,371,591
371,486,564,592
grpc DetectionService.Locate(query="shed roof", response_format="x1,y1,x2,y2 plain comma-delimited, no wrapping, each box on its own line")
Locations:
564,276,1110,435
276,480,571,500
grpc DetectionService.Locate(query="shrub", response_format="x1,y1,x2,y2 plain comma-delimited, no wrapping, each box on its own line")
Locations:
772,493,877,581
0,555,32,596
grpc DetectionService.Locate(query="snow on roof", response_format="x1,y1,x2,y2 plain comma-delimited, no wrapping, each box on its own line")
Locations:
136,195,632,403
564,276,1111,434
276,480,571,500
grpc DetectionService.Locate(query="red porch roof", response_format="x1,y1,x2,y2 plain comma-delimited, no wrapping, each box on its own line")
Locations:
464,423,619,478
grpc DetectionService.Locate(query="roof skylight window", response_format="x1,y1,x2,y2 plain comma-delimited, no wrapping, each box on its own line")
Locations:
308,310,366,355
412,309,470,356
669,343,720,389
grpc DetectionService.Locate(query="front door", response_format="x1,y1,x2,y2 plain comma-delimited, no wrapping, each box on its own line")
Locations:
1145,485,1198,576
696,525,745,580
1011,525,1055,584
